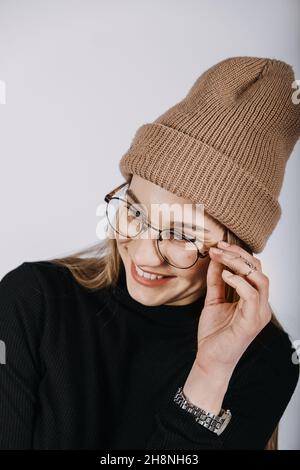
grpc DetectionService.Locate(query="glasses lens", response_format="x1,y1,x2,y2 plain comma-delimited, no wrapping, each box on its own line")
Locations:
106,195,209,269
106,198,145,238
157,230,200,269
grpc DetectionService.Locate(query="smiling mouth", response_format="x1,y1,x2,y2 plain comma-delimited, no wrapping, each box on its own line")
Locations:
131,260,176,283
135,264,166,280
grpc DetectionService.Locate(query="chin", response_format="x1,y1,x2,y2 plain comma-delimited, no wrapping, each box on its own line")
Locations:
125,265,173,306
127,283,162,306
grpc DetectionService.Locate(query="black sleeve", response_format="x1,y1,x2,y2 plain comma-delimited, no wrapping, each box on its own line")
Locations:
145,330,300,450
0,263,45,449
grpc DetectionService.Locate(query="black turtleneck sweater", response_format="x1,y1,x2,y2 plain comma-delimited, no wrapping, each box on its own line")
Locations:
0,260,299,450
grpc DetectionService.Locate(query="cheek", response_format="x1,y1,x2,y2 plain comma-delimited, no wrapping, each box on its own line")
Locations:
116,239,130,252
117,240,140,262
116,240,129,262
190,256,210,275
177,258,210,285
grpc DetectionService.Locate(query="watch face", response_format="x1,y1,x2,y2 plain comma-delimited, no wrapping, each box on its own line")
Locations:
214,410,232,435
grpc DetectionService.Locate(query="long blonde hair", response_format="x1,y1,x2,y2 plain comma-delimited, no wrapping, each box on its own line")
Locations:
47,219,283,450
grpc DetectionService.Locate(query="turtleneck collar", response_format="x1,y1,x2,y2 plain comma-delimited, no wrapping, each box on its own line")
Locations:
109,260,205,327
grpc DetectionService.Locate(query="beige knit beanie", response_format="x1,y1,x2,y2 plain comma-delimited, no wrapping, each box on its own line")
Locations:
119,56,300,253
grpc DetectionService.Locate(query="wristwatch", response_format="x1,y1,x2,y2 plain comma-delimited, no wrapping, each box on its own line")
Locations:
173,386,232,436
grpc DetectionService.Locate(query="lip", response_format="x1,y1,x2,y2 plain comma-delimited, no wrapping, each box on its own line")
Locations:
130,260,176,287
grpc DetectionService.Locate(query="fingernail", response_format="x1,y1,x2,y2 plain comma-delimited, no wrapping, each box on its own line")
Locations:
218,241,230,248
223,269,233,277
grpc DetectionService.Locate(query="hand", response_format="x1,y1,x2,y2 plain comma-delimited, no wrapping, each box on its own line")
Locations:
195,241,272,376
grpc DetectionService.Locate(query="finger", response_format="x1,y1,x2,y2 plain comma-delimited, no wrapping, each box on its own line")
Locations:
217,241,262,272
221,270,265,335
209,247,269,303
204,257,226,307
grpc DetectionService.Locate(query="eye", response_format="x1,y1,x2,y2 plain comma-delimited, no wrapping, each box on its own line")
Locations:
180,232,198,242
185,236,197,242
169,230,196,242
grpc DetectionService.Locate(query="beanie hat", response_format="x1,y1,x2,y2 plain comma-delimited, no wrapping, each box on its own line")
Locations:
119,56,300,253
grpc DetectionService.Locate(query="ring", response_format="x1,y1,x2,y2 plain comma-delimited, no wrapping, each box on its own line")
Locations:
239,256,258,277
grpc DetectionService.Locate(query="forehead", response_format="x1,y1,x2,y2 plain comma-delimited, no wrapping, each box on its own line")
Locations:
128,175,225,240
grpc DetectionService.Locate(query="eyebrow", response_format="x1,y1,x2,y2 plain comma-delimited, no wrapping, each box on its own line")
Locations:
126,187,210,233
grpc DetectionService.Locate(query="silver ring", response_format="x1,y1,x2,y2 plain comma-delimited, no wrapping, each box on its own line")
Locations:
239,256,258,277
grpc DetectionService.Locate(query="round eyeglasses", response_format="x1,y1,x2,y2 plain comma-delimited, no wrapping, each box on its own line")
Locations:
104,183,210,269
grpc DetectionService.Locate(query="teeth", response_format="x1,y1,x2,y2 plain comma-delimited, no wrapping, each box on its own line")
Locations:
135,264,164,280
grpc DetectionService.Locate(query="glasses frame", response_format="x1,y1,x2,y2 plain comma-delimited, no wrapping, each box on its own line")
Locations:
104,182,211,270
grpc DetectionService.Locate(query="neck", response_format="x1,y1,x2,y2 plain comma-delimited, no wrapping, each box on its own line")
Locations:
109,260,206,327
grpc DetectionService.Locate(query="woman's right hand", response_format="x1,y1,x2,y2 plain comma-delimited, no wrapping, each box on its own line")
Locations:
194,242,272,377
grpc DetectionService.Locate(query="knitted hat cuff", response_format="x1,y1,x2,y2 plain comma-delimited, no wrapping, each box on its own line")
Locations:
119,122,281,253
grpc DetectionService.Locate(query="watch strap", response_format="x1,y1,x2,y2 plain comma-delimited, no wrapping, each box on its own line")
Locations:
173,386,232,436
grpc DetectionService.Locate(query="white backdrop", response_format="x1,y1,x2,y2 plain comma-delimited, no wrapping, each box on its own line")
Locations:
0,0,299,449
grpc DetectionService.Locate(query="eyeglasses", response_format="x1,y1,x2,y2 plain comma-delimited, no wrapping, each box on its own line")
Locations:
104,182,211,269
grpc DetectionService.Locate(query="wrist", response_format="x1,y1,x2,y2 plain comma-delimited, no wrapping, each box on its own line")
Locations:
194,355,237,381
182,361,232,415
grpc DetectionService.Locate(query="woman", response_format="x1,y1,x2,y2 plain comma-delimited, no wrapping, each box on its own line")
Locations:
0,56,299,450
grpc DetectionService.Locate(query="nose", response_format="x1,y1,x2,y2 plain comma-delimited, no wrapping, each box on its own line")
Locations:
129,236,164,267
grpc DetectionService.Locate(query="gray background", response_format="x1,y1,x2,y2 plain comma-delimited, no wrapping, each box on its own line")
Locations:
0,0,299,449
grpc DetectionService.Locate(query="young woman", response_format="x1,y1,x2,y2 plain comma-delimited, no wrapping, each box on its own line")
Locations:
0,56,299,450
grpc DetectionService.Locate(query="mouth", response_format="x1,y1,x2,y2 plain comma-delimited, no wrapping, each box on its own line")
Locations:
130,260,176,287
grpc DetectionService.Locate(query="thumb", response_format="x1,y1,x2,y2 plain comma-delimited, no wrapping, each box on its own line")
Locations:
204,257,226,307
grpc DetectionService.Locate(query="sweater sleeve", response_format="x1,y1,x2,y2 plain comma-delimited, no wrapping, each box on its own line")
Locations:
0,263,45,449
145,329,300,450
